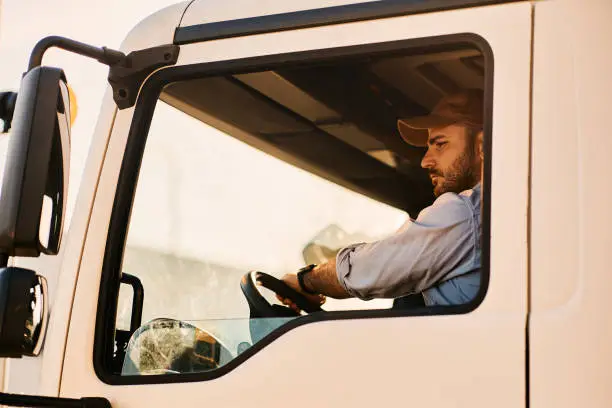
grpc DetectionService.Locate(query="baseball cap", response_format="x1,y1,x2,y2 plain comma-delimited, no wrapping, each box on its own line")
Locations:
397,89,484,147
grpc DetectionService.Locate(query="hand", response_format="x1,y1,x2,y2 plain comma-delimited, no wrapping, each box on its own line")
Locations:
276,274,326,313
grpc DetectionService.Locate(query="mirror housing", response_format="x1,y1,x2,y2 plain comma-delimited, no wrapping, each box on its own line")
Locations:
0,66,71,257
0,267,49,357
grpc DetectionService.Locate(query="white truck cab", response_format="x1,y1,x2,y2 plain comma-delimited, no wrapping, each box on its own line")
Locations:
0,0,610,407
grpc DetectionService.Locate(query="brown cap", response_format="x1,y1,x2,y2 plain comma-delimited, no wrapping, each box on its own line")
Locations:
397,89,484,147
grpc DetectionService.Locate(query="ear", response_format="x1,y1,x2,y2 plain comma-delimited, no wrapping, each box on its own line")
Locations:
477,130,484,161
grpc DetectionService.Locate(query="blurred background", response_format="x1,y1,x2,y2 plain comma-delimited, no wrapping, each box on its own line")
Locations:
0,1,405,332
0,0,188,221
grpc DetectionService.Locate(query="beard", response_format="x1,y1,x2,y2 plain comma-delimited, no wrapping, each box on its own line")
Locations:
430,150,479,197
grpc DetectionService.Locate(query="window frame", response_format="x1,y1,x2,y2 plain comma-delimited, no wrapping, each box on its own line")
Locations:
94,32,494,385
174,0,524,44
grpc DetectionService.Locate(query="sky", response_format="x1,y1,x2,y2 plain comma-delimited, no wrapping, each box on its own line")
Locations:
0,0,188,219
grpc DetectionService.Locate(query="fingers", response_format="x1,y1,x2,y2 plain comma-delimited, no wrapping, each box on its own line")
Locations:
276,294,301,313
305,293,326,306
270,274,327,313
276,287,325,308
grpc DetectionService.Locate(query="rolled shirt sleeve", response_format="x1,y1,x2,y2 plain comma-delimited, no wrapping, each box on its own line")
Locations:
335,189,480,300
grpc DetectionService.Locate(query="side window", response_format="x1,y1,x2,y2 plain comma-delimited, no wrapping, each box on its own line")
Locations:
113,41,489,377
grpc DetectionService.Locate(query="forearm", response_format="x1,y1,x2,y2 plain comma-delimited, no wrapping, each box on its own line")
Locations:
303,259,351,299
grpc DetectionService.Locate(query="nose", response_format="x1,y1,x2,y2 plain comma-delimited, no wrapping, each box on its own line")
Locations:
421,148,435,169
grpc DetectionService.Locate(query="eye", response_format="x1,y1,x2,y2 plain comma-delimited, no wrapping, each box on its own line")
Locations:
435,141,447,149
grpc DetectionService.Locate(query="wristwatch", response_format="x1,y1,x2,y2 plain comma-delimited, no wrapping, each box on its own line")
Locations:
297,264,318,295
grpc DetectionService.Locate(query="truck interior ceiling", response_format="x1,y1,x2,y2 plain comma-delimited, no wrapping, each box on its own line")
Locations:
160,43,486,218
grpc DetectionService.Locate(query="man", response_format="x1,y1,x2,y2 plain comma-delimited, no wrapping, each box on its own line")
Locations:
278,89,485,309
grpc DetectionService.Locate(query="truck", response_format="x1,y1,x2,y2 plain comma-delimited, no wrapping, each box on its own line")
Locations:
0,0,610,407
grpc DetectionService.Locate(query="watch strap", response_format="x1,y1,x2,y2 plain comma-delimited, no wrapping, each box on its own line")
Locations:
297,264,318,295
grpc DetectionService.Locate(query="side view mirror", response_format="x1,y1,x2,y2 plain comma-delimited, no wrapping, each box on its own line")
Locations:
0,66,71,257
0,267,49,357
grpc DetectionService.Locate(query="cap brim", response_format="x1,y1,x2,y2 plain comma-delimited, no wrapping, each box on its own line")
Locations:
397,114,455,147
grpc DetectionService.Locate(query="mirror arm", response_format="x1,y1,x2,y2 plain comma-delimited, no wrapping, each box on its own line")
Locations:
27,35,179,110
28,36,126,71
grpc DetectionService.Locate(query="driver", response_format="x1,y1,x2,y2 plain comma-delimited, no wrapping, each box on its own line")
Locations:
278,89,484,309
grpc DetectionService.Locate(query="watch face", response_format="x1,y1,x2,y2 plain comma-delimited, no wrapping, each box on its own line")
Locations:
297,265,317,294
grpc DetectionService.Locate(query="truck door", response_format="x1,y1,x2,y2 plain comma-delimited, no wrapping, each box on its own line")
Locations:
61,1,532,407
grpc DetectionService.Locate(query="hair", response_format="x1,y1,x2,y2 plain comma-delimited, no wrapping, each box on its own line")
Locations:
464,125,482,144
464,125,484,158
464,125,483,181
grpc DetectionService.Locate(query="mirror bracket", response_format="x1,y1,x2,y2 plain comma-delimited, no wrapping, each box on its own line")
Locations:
107,44,179,109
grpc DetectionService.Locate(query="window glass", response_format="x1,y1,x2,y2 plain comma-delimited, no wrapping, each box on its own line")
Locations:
118,101,407,374
115,46,487,376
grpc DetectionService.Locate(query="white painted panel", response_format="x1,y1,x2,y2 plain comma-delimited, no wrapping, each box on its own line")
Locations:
62,3,531,408
531,1,612,407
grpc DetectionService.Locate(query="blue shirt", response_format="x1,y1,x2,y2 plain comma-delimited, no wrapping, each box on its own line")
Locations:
335,184,481,306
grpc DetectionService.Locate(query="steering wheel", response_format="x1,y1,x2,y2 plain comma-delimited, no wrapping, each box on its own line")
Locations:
240,271,324,318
